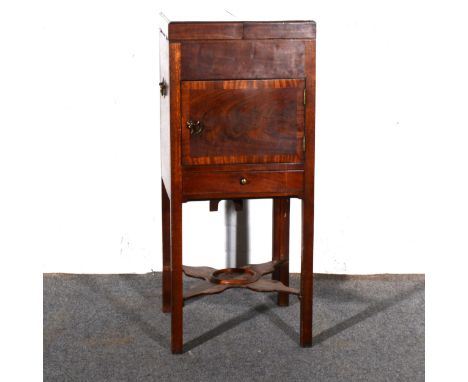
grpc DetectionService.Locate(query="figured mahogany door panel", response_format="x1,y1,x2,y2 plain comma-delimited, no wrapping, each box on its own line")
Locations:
183,170,304,200
181,40,305,80
181,79,305,166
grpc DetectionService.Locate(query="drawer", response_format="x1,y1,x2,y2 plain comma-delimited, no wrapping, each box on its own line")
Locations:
182,170,304,200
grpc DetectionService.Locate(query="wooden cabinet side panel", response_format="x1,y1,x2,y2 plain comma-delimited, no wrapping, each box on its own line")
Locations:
159,32,171,196
169,43,183,198
304,41,316,201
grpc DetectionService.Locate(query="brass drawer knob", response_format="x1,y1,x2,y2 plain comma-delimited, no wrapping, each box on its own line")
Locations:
240,177,248,185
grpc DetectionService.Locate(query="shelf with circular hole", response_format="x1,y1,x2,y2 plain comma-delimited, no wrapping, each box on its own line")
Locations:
182,260,300,300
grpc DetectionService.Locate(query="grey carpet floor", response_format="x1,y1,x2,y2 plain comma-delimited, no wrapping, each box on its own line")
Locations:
44,273,424,382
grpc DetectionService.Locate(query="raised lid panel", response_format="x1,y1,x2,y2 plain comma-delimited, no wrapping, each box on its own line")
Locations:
181,79,305,166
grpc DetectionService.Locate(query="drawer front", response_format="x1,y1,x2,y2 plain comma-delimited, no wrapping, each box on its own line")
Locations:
181,79,305,166
183,170,304,199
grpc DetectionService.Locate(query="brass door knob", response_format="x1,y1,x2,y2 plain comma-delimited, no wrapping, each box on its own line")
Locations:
240,177,248,185
186,120,204,135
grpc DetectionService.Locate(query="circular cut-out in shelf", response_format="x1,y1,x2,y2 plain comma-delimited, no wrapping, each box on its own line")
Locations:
210,267,261,285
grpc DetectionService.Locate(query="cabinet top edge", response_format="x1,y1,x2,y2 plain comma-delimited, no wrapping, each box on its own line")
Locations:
167,20,316,24
160,15,316,41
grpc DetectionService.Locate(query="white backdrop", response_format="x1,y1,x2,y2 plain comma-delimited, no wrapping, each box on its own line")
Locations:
3,0,466,275
2,2,468,379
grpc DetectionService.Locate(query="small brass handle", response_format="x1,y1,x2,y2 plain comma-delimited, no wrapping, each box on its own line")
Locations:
159,79,167,97
240,177,248,185
186,120,204,135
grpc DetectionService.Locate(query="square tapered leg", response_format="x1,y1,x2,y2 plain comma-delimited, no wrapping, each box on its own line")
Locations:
170,196,183,354
161,180,171,313
272,198,291,306
300,197,314,347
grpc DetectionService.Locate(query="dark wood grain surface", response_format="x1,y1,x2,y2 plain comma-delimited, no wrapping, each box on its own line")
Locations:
181,79,305,165
183,170,304,200
169,22,243,41
243,21,316,39
272,198,291,306
300,40,316,348
182,260,299,300
161,180,171,313
182,162,304,173
181,40,305,80
166,20,316,41
169,43,183,354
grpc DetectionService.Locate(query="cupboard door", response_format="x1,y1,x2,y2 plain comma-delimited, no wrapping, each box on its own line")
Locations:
181,79,305,166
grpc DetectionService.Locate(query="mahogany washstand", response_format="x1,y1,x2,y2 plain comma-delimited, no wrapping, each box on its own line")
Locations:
159,17,316,353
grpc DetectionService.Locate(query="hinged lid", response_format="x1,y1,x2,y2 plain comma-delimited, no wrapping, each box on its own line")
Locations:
160,13,316,41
